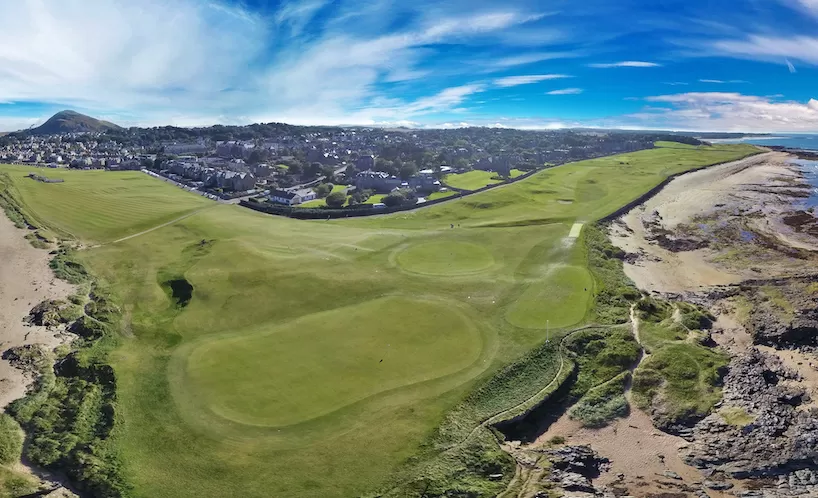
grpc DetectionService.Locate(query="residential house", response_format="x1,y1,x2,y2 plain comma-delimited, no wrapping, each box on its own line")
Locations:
268,188,316,206
354,170,402,193
356,155,376,170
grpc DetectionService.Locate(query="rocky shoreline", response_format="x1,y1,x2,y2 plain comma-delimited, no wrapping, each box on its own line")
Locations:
499,151,818,498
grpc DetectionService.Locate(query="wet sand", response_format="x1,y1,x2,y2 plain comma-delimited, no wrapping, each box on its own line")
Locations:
0,213,74,408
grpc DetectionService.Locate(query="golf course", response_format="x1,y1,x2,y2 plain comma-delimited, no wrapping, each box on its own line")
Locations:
0,142,758,497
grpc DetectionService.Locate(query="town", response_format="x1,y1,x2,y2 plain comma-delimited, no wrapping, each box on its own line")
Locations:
0,113,700,210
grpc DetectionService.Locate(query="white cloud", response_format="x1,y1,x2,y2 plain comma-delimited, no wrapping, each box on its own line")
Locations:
664,82,689,86
698,79,748,84
493,74,570,87
0,0,267,113
275,0,330,36
787,59,797,73
489,51,581,69
712,35,818,65
629,92,818,132
546,88,583,95
257,9,553,124
0,1,550,128
588,61,661,68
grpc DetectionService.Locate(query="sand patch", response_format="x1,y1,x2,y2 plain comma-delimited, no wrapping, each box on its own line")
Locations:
0,214,74,409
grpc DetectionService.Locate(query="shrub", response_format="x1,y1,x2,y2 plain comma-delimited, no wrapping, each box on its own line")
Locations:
570,372,630,427
325,191,347,208
0,414,23,465
314,183,331,198
585,224,640,324
49,249,90,285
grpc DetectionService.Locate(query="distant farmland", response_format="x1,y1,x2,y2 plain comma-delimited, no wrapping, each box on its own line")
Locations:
0,142,759,497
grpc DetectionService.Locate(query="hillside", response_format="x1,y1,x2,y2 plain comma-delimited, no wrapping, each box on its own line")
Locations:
28,110,121,135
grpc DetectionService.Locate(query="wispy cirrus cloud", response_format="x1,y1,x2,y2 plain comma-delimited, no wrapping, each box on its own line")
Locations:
488,51,585,69
493,74,570,87
588,61,661,68
711,34,818,66
546,88,583,95
698,79,748,83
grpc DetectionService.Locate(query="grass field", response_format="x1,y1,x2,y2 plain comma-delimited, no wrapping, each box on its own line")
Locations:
1,168,209,243
443,170,504,190
0,142,758,497
363,193,386,204
426,189,458,201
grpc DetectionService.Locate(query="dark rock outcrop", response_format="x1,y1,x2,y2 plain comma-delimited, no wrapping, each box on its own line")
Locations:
682,349,818,497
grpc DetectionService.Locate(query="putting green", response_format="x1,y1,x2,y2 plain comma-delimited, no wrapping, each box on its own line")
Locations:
506,265,593,329
396,240,495,276
184,296,483,427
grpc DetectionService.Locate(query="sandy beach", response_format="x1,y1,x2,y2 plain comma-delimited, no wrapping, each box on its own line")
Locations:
609,151,808,293
0,213,74,408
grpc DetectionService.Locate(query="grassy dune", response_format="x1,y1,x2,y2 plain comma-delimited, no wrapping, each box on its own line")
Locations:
0,143,758,497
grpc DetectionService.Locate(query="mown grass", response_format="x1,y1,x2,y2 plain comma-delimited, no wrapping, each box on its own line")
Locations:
444,170,504,190
0,166,210,243
0,143,759,498
426,190,458,201
347,144,759,230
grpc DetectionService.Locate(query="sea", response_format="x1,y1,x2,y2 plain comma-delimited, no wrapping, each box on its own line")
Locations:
715,134,818,151
717,134,818,209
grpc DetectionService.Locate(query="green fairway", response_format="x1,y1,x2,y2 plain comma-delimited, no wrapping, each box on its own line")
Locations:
184,297,482,427
505,264,593,329
396,240,495,276
0,166,210,243
443,170,504,190
349,143,758,229
0,143,759,498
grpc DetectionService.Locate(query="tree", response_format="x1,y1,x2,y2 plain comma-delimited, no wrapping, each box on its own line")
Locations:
307,162,322,178
382,192,404,207
314,183,332,198
399,161,418,180
325,191,347,208
382,189,417,207
348,191,363,206
320,165,336,182
248,148,269,165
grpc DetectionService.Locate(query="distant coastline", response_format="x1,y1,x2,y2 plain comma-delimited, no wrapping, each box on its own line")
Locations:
710,134,818,151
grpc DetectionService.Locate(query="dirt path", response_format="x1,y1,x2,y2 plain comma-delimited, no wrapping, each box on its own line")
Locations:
0,214,75,409
100,206,214,247
525,306,737,497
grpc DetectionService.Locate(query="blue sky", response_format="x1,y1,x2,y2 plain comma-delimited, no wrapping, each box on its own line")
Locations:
2,0,818,132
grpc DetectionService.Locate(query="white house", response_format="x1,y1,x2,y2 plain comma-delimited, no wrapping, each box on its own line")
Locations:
268,188,317,206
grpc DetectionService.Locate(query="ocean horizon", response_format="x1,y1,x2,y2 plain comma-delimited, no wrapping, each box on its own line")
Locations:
715,134,818,151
